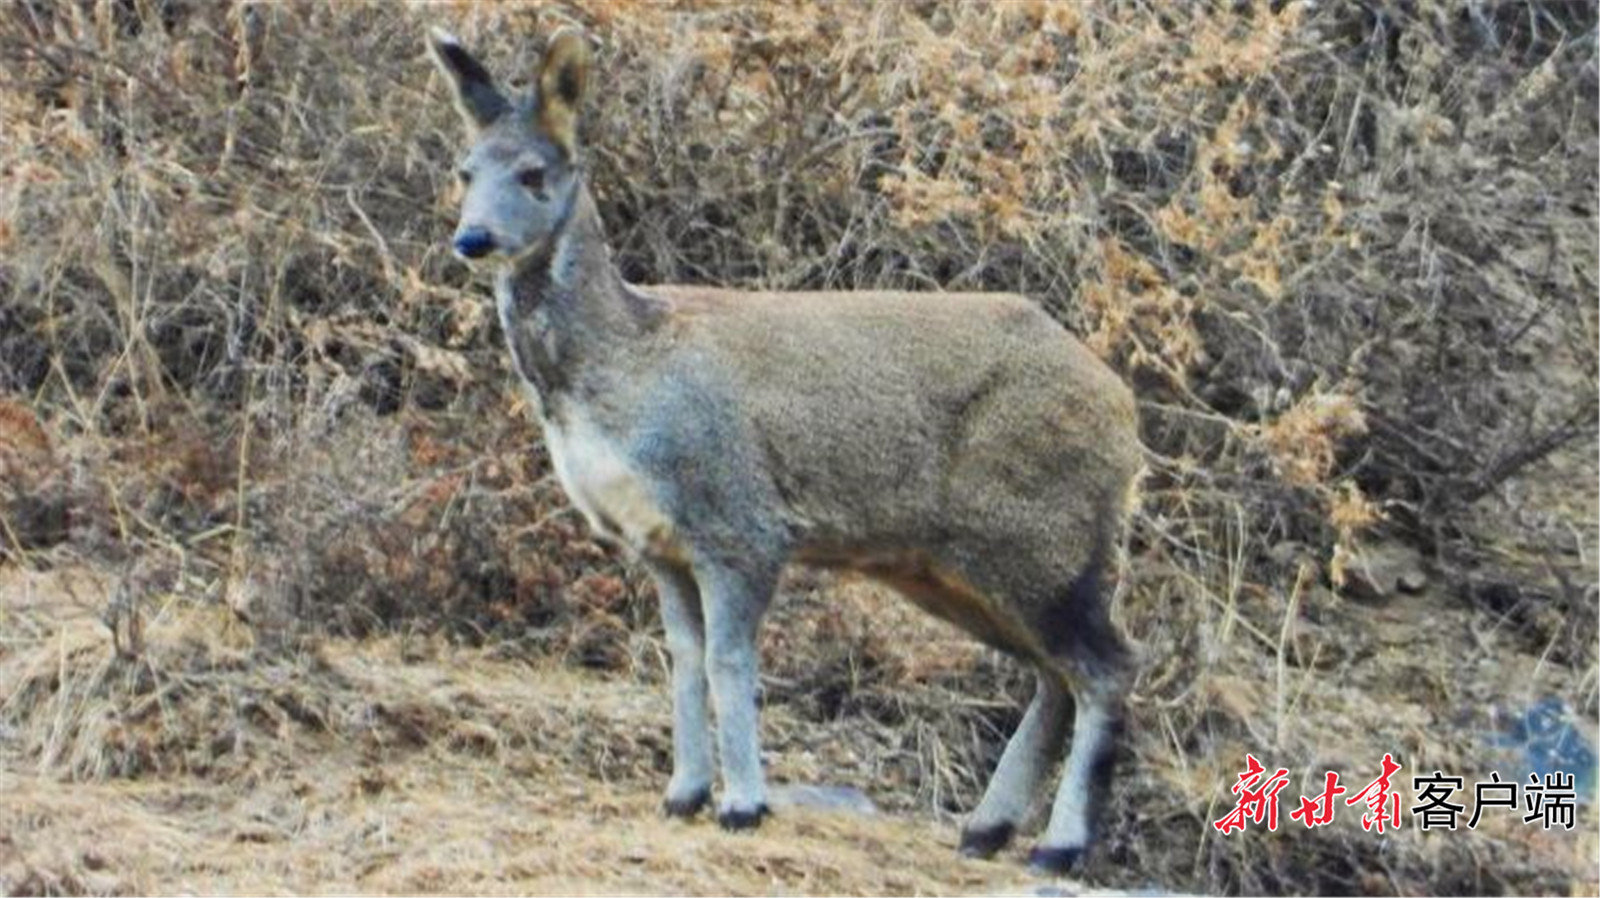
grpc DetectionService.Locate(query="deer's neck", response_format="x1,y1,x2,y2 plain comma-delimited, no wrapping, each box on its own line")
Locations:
494,182,658,421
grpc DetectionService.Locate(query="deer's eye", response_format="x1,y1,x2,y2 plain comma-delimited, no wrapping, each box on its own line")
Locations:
457,169,472,186
518,168,545,192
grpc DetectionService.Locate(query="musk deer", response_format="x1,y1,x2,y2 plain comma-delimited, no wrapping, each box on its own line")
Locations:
428,27,1142,873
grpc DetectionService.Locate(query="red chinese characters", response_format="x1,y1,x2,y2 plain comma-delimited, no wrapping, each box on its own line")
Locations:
1344,753,1404,833
1291,770,1347,828
1213,754,1292,834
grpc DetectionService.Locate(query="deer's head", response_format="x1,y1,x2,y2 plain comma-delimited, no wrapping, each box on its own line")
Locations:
428,28,591,263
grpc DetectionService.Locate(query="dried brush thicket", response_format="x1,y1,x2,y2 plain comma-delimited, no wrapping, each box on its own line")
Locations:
0,2,1596,895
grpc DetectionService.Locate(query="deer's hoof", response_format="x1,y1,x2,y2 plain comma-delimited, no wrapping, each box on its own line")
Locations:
662,786,711,819
958,821,1015,858
716,803,770,831
1027,844,1087,876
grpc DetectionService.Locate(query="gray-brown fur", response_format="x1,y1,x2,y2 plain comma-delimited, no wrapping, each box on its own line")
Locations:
429,27,1142,874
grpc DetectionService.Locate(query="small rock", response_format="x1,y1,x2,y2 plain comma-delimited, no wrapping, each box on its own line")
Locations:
79,850,107,872
1339,541,1426,604
1266,540,1310,568
768,784,878,816
1396,569,1429,594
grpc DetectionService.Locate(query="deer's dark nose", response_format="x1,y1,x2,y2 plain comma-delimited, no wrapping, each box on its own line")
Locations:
453,228,495,259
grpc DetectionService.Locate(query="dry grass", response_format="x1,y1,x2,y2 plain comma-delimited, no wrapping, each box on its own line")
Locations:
0,1,1596,895
0,567,1127,896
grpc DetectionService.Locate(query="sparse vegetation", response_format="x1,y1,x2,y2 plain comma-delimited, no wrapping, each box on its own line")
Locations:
0,1,1595,895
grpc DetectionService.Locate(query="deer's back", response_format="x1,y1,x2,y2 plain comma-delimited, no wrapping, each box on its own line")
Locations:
622,286,1140,549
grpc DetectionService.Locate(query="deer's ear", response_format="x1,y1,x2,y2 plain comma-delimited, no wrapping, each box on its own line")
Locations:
536,28,592,156
428,28,510,130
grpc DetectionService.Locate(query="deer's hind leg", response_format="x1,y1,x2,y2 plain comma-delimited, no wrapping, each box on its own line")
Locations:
866,559,1072,859
1028,558,1134,875
888,545,1133,870
958,672,1071,857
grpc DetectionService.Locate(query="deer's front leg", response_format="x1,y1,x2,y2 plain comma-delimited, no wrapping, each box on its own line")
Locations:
696,559,778,829
648,560,714,818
